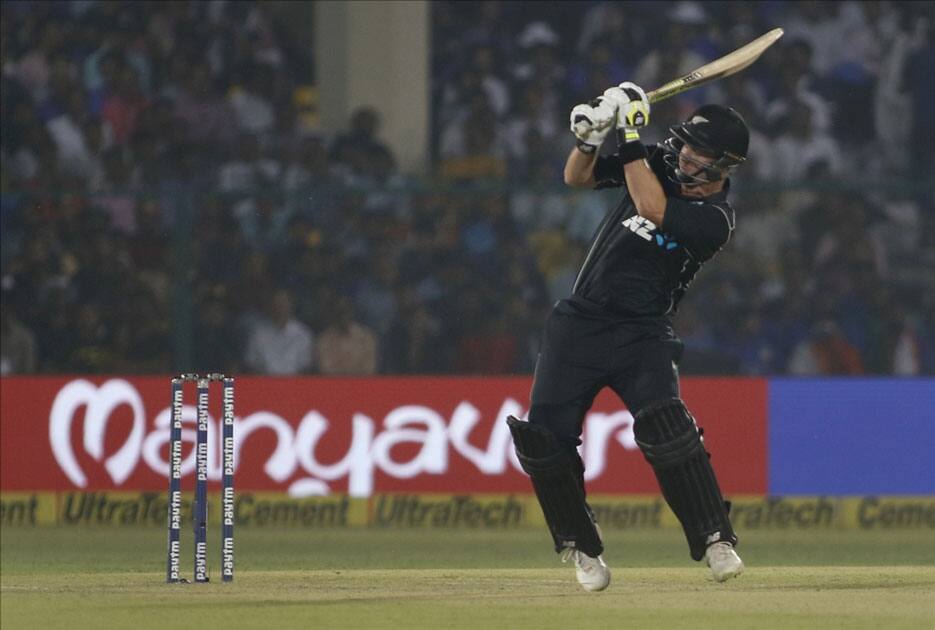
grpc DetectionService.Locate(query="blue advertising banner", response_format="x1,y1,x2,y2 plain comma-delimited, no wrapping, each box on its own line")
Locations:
768,379,935,495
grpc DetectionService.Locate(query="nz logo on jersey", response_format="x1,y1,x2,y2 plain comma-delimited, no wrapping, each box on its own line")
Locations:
622,216,679,251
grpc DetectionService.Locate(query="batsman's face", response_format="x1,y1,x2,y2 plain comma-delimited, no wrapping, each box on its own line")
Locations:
678,144,726,198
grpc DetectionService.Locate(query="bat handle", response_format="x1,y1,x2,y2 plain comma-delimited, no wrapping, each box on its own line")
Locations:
646,82,681,104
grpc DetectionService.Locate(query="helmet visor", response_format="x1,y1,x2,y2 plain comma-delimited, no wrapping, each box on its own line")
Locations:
662,136,725,186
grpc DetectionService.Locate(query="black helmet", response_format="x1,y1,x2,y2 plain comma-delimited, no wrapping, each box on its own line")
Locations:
661,104,749,186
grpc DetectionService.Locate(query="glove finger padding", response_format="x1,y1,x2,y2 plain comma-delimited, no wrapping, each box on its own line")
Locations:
619,81,648,105
589,102,615,132
601,86,631,110
570,104,592,128
618,82,650,128
570,101,614,151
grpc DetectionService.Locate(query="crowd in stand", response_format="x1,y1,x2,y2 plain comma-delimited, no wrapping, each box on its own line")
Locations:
2,0,933,377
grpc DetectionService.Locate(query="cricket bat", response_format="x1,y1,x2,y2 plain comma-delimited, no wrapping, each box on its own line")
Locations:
574,28,784,136
646,28,784,103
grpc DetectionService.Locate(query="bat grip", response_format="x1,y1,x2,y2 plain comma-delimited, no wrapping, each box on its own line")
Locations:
646,82,681,104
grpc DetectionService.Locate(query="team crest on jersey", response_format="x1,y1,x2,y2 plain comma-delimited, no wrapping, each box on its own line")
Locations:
622,216,679,251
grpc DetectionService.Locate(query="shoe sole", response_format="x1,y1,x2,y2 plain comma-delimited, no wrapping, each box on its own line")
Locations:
712,564,744,582
579,577,611,592
577,565,611,591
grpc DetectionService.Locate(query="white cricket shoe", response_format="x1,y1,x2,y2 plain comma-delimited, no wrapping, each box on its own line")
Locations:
705,542,744,582
561,548,611,592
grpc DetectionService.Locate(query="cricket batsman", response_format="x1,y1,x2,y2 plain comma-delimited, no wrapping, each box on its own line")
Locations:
508,82,749,591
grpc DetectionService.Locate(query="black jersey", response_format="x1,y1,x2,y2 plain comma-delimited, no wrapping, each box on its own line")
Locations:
570,144,735,318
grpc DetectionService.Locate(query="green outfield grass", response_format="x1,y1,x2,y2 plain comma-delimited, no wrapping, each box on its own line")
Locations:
2,527,934,629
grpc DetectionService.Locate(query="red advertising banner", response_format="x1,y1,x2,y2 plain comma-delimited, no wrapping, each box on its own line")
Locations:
0,376,767,496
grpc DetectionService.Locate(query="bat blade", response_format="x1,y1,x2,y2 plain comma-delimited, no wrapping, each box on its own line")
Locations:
646,28,784,104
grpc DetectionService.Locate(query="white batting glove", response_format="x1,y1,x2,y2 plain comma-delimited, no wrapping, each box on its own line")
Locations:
602,82,651,142
570,98,616,154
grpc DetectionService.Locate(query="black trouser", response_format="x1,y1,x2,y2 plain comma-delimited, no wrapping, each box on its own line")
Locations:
527,298,738,559
528,298,683,483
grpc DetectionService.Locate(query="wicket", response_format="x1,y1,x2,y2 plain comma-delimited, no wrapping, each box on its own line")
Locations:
166,373,235,583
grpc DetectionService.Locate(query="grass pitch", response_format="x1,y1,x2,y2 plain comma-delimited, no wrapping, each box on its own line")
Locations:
2,527,933,629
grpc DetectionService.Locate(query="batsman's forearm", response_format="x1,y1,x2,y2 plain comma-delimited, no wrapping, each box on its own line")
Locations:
623,159,666,225
563,147,598,188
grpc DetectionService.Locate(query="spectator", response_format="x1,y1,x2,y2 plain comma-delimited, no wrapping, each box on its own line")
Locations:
577,2,642,56
771,101,842,182
381,284,447,374
779,1,847,76
46,85,101,182
218,133,280,192
787,320,865,375
101,57,149,145
891,310,924,376
809,193,887,278
0,298,37,374
65,302,117,373
352,251,399,337
194,285,243,375
512,21,565,88
439,93,508,179
458,1,515,64
7,17,56,101
330,106,396,179
235,195,293,252
316,293,378,375
566,35,631,106
228,64,276,134
633,22,706,103
509,158,571,230
502,82,566,177
244,288,315,375
454,288,519,374
1,0,932,377
93,148,138,231
902,18,935,186
441,46,510,118
764,38,832,137
5,119,59,189
282,134,335,190
170,60,237,147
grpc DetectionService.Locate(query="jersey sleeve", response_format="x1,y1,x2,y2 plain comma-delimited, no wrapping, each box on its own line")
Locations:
592,155,624,189
592,144,656,189
660,197,734,261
